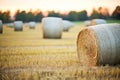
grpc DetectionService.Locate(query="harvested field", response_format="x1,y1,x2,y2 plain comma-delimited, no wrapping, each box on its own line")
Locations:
0,21,120,80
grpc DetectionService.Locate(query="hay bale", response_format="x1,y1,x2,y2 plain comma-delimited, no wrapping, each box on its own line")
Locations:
0,20,3,33
63,20,74,31
29,21,36,29
14,21,23,31
42,17,63,39
77,23,120,66
6,23,14,28
24,23,29,27
84,20,91,26
91,19,107,26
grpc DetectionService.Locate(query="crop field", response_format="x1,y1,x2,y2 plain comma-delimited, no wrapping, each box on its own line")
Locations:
0,21,120,80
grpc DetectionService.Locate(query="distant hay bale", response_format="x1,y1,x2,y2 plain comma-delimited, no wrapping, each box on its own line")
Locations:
14,21,23,31
6,23,14,28
0,20,3,33
42,17,63,39
91,19,107,26
84,20,91,26
29,21,36,29
63,20,74,31
24,23,29,27
77,23,120,66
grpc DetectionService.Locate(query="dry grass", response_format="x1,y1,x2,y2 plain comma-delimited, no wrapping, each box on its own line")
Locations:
0,22,120,80
77,28,98,66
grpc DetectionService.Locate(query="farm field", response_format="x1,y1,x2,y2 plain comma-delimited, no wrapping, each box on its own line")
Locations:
0,20,120,80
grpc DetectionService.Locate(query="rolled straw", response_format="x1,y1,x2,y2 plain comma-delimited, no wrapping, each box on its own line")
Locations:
14,21,23,31
77,23,120,66
42,17,63,39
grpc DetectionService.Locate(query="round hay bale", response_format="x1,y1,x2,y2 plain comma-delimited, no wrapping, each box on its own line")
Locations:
77,23,120,66
14,21,23,31
63,20,74,31
24,23,29,27
84,20,91,27
91,19,107,26
0,20,3,33
6,23,14,28
29,21,36,29
42,17,63,39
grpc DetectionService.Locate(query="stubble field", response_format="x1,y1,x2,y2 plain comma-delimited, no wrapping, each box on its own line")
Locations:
0,21,120,80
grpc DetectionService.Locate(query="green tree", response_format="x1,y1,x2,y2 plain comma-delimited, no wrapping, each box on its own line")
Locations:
90,8,101,19
77,10,88,21
0,10,11,23
112,6,120,20
35,12,43,22
48,11,60,17
15,10,27,22
68,11,78,21
26,12,35,22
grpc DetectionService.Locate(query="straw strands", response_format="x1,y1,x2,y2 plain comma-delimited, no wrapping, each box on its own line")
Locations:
77,23,120,66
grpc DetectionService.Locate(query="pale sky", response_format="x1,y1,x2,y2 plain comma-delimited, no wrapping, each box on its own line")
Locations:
0,0,120,16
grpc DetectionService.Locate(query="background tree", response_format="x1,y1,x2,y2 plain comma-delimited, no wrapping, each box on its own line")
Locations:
112,6,120,20
77,10,88,21
67,11,78,21
26,12,35,22
90,8,101,19
48,11,60,17
0,10,11,23
35,12,43,22
14,10,27,22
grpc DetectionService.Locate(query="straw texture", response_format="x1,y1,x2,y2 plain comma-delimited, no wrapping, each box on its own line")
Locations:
77,23,120,66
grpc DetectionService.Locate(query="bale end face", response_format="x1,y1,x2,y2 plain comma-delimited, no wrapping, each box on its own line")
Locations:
77,28,98,66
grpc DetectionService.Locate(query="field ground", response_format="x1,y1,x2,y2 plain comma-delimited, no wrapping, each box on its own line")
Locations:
0,20,120,80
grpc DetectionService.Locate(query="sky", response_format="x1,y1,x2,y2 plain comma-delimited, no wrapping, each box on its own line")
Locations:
0,0,120,16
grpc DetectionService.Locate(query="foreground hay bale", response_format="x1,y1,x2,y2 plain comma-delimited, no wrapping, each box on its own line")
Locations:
63,20,74,31
84,20,91,26
0,20,3,33
29,21,36,29
42,17,63,39
77,23,120,66
14,21,23,31
91,19,107,26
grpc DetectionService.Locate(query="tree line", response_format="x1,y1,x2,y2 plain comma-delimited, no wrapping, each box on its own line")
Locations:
0,6,120,23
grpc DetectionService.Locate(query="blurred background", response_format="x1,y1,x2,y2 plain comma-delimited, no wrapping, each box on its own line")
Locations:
0,0,120,23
